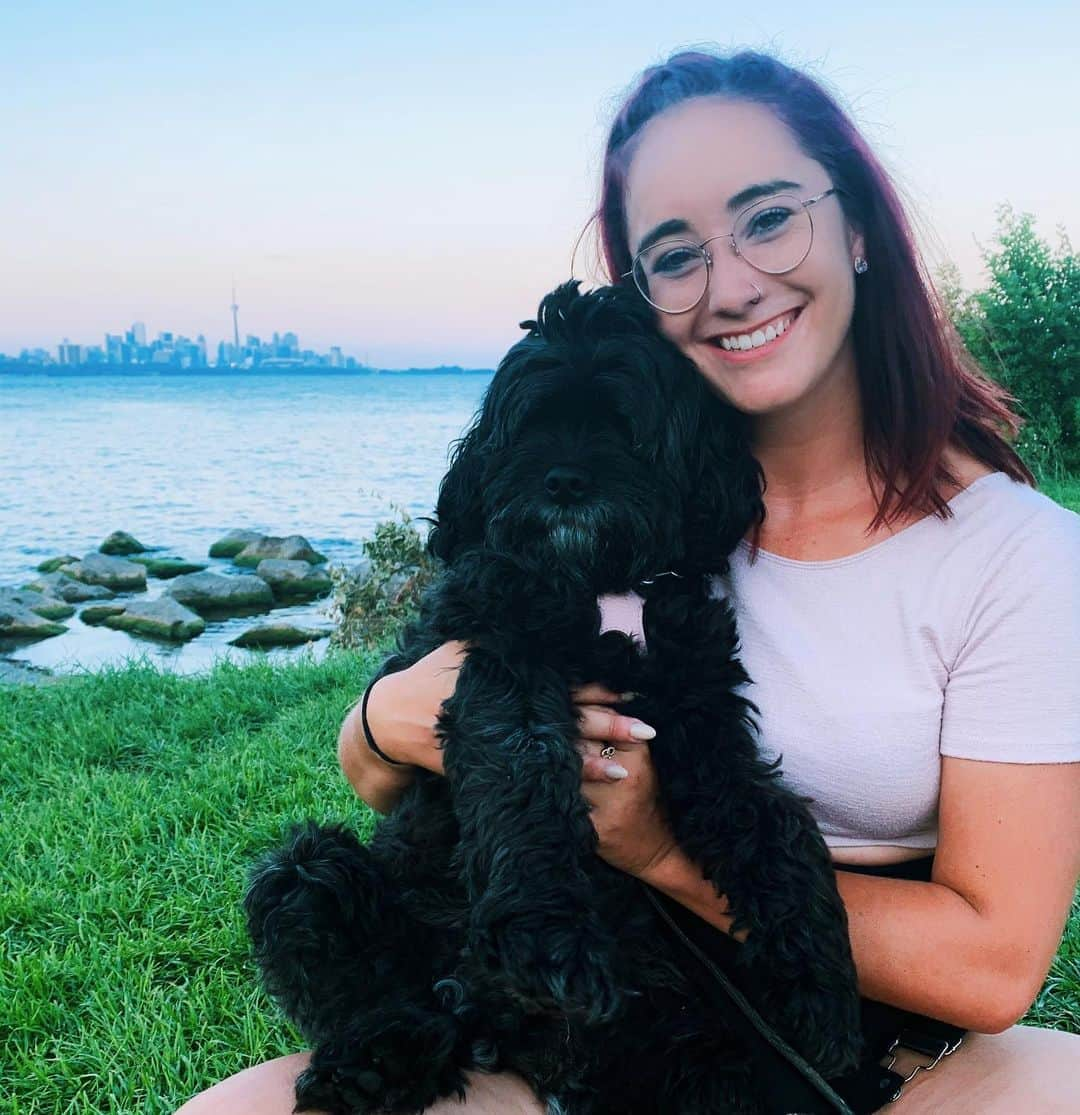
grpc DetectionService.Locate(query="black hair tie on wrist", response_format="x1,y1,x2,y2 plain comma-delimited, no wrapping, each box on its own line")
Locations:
361,677,406,767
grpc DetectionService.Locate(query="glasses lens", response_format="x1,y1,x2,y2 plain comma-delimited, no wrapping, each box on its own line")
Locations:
734,195,812,274
632,240,708,312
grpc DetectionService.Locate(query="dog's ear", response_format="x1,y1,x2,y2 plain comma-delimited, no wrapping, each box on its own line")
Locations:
426,421,489,564
426,315,547,564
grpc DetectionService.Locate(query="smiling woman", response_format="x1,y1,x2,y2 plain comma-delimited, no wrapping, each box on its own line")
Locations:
175,46,1079,1115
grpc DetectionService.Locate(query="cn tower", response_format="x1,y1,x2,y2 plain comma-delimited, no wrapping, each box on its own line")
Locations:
230,283,240,354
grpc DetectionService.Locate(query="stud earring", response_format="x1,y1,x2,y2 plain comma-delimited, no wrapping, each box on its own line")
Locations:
854,256,869,275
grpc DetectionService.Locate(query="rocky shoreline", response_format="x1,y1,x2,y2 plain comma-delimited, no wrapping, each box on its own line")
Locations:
0,528,345,684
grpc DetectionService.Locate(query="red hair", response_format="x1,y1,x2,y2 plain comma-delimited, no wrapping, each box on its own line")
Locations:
596,49,1033,529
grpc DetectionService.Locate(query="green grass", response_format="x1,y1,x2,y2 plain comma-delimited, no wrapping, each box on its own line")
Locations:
2,474,1079,1113
1038,472,1080,514
1,651,382,1114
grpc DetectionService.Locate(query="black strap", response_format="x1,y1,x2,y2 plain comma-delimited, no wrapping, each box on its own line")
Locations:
641,883,857,1115
360,676,407,766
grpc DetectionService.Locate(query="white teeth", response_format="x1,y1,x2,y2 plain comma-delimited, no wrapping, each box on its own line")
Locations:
716,314,794,352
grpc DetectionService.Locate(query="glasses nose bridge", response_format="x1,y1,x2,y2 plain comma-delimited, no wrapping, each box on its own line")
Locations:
700,230,739,269
698,229,758,311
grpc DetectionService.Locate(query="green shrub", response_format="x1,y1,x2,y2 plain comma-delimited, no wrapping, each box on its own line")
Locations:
941,207,1080,480
327,512,437,651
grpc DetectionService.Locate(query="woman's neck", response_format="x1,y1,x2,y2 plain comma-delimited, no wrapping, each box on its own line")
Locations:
750,359,870,517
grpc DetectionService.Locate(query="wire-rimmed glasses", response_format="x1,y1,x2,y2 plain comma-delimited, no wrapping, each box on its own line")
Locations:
624,188,841,314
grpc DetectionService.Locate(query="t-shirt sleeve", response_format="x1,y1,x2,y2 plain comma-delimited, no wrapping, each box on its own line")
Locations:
940,504,1080,763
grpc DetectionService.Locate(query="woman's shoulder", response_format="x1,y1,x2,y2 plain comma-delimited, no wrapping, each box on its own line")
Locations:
944,454,1079,554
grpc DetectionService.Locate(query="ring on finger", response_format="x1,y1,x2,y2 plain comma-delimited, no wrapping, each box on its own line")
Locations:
600,746,617,760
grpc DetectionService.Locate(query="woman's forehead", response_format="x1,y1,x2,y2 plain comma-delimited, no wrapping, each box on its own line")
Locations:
623,98,819,238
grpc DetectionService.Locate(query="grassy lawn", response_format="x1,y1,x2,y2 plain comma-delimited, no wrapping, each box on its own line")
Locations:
2,476,1078,1114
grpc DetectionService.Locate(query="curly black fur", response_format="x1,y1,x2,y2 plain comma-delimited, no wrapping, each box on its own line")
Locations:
244,281,862,1114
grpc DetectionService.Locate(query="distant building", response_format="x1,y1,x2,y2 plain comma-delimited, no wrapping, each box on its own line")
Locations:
57,339,82,365
105,333,125,363
131,321,147,346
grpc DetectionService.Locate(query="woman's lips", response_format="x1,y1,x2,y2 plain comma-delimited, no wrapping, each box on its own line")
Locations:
706,307,803,364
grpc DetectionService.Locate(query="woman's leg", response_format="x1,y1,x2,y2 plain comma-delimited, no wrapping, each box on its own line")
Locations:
173,1053,545,1115
889,1024,1080,1113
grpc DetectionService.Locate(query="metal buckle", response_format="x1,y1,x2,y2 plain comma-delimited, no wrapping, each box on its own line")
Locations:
884,1029,964,1084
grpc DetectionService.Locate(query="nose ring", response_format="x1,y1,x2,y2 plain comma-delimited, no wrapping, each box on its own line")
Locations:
750,281,763,304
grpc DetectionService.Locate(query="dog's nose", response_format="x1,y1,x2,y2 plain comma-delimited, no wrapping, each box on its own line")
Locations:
544,465,590,504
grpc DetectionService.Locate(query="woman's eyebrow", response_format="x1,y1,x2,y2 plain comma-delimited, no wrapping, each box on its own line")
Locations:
634,179,803,256
726,178,802,212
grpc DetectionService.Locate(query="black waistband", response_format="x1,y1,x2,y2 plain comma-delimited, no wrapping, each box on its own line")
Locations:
835,854,935,883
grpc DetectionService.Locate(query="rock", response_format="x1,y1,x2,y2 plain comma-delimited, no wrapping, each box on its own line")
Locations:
229,623,330,648
385,570,413,602
255,559,333,599
0,602,68,641
347,557,373,582
165,571,274,615
60,553,147,592
130,557,209,579
0,587,76,621
0,658,56,685
99,530,147,556
80,603,128,626
209,529,264,559
103,598,205,642
23,572,115,603
36,554,81,573
234,535,328,567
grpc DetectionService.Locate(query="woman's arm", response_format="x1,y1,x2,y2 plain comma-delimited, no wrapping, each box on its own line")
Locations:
337,641,466,813
640,757,1080,1034
337,673,420,814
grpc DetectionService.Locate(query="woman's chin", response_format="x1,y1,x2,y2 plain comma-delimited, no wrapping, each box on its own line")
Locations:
700,365,805,416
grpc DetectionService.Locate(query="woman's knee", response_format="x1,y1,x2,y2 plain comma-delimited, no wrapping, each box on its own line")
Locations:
172,1052,318,1115
172,1057,543,1115
425,1071,545,1113
891,1024,1080,1113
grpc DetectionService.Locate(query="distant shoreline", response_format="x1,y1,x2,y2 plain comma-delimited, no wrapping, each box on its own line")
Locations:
0,362,494,377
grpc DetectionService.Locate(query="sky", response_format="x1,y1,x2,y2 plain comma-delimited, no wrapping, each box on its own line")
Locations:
1,1,1077,368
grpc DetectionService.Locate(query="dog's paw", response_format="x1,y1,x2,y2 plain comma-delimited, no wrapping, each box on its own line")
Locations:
470,916,623,1024
296,1006,470,1114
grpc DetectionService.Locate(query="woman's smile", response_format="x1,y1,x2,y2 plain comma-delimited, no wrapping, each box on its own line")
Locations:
704,305,804,363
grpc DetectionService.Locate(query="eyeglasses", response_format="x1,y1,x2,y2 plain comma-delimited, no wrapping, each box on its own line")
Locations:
623,188,841,314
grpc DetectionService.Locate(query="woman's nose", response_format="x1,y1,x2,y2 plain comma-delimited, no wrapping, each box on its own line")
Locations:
705,243,765,314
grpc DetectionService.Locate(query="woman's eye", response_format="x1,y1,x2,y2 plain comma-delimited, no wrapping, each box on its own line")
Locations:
744,207,792,238
652,247,700,275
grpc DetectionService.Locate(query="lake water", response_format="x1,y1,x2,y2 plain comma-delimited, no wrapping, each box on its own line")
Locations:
0,370,491,679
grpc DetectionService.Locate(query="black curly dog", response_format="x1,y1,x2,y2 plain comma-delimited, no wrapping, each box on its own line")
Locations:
244,281,862,1114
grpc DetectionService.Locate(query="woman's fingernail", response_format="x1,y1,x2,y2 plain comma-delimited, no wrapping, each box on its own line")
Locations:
605,763,629,780
619,691,639,702
629,721,656,741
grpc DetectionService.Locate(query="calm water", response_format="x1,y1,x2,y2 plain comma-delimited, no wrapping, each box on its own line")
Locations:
0,370,491,678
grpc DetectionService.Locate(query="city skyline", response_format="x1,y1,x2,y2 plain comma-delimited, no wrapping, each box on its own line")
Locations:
0,289,370,369
2,3,1076,367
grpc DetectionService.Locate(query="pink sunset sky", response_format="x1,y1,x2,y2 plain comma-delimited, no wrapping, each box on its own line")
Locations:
1,1,1075,368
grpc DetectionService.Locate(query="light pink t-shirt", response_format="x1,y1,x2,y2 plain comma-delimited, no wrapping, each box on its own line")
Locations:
600,472,1080,852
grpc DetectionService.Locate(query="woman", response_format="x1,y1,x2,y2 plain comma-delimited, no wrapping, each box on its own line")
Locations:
177,49,1080,1113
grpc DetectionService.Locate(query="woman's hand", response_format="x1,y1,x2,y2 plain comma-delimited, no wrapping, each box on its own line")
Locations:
573,683,678,878
364,639,469,774
339,640,466,813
